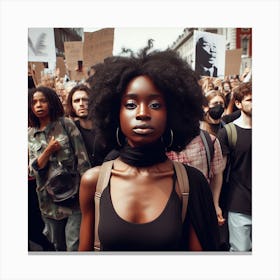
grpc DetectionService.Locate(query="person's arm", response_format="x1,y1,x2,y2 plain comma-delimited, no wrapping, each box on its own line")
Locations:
188,224,203,251
35,136,61,169
186,165,220,251
210,172,225,226
225,94,236,115
29,136,61,174
208,137,226,225
78,166,100,251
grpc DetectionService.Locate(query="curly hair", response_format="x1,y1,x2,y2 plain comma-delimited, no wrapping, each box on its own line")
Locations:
89,42,204,153
28,86,64,128
66,84,93,118
233,81,252,102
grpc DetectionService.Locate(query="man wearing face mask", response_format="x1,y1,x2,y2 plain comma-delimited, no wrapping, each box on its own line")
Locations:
200,90,226,137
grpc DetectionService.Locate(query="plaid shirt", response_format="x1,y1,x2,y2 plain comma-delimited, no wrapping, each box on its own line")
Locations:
167,134,224,182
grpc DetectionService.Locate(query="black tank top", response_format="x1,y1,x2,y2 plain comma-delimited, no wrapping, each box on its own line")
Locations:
98,173,183,251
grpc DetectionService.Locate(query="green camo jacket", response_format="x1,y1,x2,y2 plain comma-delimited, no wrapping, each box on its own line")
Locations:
28,117,91,220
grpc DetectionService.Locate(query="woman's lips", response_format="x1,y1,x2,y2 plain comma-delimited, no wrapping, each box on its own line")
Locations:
133,126,154,135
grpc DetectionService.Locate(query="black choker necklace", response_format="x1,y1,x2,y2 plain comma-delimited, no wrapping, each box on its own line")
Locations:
119,141,167,167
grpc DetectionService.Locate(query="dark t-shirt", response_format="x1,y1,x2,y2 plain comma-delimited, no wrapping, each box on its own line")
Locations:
75,120,96,167
217,124,252,215
208,122,223,136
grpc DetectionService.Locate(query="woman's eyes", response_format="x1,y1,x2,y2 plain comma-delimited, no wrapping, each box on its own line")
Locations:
125,102,137,109
124,101,162,110
32,99,47,105
149,102,161,109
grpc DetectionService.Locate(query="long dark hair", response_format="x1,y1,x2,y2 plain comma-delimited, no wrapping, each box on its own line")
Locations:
66,84,92,118
28,86,64,128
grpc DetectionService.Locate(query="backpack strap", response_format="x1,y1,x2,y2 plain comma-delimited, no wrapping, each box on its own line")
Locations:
173,161,190,223
200,129,214,178
94,160,114,251
224,123,237,182
224,123,237,150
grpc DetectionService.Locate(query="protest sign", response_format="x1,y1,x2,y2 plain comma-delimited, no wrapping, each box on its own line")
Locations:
28,28,56,71
193,30,226,78
225,48,243,76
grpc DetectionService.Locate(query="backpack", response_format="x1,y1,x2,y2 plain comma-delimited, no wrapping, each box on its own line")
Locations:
218,122,237,251
223,122,237,182
199,123,236,180
224,122,237,150
200,129,214,178
218,122,237,202
93,160,190,251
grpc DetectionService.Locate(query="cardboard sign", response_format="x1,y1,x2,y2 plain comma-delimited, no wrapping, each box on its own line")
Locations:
28,61,45,86
83,28,114,71
225,49,243,76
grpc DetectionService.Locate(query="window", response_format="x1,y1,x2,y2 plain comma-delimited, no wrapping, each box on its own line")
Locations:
205,28,218,34
241,37,249,55
226,42,230,50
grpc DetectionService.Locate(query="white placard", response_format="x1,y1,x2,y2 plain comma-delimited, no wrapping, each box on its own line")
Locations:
28,28,56,71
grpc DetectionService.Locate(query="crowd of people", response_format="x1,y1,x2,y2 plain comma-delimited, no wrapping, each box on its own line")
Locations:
28,41,252,252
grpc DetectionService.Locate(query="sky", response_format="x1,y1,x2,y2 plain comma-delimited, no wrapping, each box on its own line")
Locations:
84,27,184,55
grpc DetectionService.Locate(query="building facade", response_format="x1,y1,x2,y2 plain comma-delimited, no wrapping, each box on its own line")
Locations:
54,28,83,57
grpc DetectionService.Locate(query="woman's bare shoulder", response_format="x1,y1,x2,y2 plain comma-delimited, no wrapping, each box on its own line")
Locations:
80,166,101,193
82,166,101,180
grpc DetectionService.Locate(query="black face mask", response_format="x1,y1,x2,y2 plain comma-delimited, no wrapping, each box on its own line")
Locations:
208,104,224,120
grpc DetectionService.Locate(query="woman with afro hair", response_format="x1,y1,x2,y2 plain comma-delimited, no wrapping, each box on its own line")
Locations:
79,41,220,251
